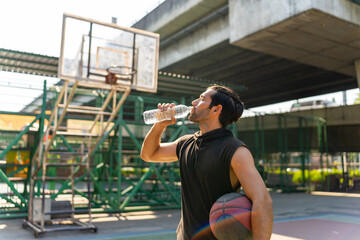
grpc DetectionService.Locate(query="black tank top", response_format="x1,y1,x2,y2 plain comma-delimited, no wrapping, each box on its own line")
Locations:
176,128,247,240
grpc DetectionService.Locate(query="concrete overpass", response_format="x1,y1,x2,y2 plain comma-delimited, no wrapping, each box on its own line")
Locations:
237,104,360,153
133,0,360,108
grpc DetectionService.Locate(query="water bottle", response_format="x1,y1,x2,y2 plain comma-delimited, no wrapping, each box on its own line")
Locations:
143,105,192,124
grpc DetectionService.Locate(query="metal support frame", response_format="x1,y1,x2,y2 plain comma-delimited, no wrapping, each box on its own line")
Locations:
277,115,290,192
5,79,198,237
317,119,329,191
247,113,329,193
24,80,131,237
2,81,336,223
0,80,198,222
0,82,48,219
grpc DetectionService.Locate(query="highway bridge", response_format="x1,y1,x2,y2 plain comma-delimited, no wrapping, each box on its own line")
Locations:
134,0,360,107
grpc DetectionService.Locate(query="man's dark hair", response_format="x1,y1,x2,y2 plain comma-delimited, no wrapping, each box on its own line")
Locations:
207,85,244,128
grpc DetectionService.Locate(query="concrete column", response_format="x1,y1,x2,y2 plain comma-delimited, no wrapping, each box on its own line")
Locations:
355,59,360,89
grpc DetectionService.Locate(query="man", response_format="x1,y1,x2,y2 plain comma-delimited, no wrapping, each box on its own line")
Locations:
141,85,273,240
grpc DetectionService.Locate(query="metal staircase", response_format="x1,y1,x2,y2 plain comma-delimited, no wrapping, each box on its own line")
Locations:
24,80,131,237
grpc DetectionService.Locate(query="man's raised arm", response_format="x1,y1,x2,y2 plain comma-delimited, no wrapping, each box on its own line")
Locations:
140,103,179,163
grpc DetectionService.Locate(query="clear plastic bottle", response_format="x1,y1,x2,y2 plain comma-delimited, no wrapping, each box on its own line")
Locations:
143,105,192,124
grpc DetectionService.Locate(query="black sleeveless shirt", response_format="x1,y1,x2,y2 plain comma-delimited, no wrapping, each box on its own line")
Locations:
176,128,247,240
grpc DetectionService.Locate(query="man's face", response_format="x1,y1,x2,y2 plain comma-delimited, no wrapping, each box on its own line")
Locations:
188,89,215,123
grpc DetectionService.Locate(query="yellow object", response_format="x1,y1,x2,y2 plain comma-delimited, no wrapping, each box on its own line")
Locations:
6,150,30,178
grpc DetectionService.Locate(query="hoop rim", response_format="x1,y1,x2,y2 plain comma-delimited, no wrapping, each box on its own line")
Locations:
106,65,137,80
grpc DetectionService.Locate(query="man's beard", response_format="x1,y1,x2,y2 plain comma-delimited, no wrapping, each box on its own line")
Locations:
188,113,197,123
188,108,210,123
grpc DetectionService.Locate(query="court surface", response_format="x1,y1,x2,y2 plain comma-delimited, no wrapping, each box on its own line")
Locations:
109,213,360,240
272,213,360,240
1,191,360,240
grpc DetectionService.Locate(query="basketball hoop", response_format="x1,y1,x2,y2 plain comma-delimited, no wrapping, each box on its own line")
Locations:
105,66,136,85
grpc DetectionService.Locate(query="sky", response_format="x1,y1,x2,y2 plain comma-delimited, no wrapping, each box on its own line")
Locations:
0,0,359,113
0,0,165,112
0,0,165,56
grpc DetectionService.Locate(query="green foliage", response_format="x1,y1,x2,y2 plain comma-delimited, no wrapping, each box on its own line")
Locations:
266,167,360,186
268,168,281,174
292,169,321,183
310,170,323,182
291,168,344,184
292,170,308,184
350,168,360,178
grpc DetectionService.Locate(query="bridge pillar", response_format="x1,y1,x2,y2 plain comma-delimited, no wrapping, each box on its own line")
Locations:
355,59,360,89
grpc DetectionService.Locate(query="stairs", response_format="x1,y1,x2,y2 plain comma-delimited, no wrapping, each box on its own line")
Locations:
24,79,131,237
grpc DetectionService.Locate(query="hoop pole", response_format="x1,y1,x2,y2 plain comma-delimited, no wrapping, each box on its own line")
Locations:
87,22,93,78
131,33,136,83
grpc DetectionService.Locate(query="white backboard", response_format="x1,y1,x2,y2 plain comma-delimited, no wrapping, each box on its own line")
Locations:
58,13,159,93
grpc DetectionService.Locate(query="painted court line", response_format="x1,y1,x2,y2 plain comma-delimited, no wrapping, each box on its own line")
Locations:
271,233,304,240
311,191,360,198
274,213,360,224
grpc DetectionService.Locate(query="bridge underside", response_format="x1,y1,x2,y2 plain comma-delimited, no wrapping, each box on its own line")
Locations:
135,0,360,108
161,41,356,108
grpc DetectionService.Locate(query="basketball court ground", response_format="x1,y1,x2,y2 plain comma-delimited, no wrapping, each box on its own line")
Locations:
1,191,359,239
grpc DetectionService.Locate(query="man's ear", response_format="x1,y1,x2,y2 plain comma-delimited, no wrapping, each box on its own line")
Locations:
213,105,222,114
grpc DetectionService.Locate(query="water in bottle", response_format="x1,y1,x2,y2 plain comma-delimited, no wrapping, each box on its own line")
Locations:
143,105,192,124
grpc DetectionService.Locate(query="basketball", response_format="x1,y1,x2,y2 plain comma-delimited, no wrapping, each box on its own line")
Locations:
209,192,252,240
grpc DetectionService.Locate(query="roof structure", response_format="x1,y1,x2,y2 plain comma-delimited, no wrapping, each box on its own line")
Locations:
0,48,58,76
0,48,246,113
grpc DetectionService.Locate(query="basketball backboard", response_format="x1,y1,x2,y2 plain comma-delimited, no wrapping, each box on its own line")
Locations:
58,13,159,93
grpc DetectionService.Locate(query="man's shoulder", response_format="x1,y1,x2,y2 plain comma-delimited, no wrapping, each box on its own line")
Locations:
178,133,194,142
222,134,247,148
176,134,194,148
175,134,195,158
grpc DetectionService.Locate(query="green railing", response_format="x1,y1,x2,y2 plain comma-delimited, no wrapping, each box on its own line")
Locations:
0,80,199,218
2,79,359,219
241,112,358,193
